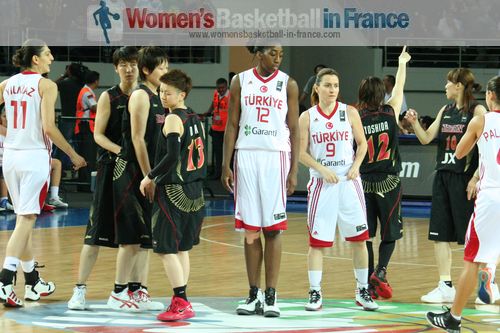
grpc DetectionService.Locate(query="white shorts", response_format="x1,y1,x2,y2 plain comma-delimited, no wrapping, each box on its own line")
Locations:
234,150,290,232
464,188,500,264
3,149,51,215
307,176,368,247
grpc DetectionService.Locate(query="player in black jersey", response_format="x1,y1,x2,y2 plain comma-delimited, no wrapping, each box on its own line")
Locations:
139,70,206,322
406,68,487,303
68,47,141,310
110,46,168,311
358,46,411,300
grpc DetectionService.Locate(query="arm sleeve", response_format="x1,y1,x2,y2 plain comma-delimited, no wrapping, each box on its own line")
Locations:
148,133,181,179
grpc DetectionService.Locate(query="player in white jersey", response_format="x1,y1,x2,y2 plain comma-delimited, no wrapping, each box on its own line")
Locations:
222,46,299,317
427,75,500,332
298,68,378,312
0,41,86,308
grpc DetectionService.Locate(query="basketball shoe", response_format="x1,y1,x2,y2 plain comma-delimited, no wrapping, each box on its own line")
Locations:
421,281,456,303
157,296,195,321
426,307,461,333
68,285,87,310
132,288,164,311
24,277,56,301
0,282,23,307
370,266,393,298
355,287,379,311
236,287,264,315
476,268,499,304
107,288,140,311
305,289,322,311
263,287,280,317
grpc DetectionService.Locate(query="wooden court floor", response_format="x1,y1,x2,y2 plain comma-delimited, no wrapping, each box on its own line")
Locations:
0,209,498,333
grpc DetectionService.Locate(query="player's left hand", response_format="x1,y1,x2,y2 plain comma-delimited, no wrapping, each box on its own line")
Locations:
466,175,479,200
286,169,298,196
140,176,156,202
346,166,360,180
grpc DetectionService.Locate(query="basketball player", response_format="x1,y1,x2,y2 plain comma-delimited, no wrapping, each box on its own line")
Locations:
222,46,299,317
299,68,378,312
0,41,86,307
426,75,500,332
109,46,168,311
358,46,411,299
139,70,206,321
68,46,157,310
405,69,487,303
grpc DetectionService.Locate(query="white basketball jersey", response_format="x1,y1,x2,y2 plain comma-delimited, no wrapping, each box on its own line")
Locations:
236,68,290,152
308,102,354,178
477,111,500,189
2,72,51,150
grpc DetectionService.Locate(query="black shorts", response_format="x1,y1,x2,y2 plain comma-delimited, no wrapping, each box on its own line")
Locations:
113,157,152,248
84,161,118,248
429,171,475,245
152,181,205,254
362,174,403,241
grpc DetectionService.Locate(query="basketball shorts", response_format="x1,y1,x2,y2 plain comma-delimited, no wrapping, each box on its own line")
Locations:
152,181,205,254
429,171,475,245
307,176,369,247
84,160,118,248
112,157,152,248
362,174,403,241
464,188,500,264
3,149,50,215
234,150,290,232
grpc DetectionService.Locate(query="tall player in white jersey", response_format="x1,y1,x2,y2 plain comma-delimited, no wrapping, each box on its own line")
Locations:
0,41,86,307
427,75,500,332
222,46,299,317
298,68,378,312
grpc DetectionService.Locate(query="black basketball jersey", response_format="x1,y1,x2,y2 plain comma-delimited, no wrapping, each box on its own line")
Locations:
359,105,401,176
154,108,207,185
120,84,165,162
97,85,129,163
436,102,478,174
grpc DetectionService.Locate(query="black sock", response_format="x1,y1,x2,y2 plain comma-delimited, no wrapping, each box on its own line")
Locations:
444,281,453,288
174,285,187,301
128,282,141,293
378,240,396,269
24,270,39,286
76,284,86,288
0,268,16,285
114,283,127,294
366,241,374,278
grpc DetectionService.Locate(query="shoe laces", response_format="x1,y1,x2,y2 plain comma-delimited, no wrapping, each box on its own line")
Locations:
309,290,321,303
359,288,374,302
136,289,151,303
265,289,276,306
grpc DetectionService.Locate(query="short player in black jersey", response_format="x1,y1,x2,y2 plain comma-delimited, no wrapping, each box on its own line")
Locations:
406,68,487,304
110,47,168,311
358,46,411,300
139,70,206,321
67,47,140,310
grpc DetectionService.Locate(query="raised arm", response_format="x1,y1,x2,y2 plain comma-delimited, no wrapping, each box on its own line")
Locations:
387,46,411,122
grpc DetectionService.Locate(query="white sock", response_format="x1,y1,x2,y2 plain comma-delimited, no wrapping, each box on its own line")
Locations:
308,270,322,290
354,268,369,289
486,263,496,281
451,312,461,321
3,256,20,272
50,186,59,199
21,259,35,273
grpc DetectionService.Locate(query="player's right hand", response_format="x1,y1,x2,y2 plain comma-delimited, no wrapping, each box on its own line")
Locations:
71,153,87,170
221,167,234,193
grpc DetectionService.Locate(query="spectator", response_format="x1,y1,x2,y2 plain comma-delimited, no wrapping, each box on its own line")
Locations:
75,70,100,191
299,64,327,110
204,77,229,179
384,75,408,113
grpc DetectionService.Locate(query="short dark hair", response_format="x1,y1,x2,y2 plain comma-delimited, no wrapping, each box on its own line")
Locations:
314,64,327,74
216,78,227,85
160,69,193,98
138,47,169,81
84,71,100,84
112,46,139,66
384,75,396,87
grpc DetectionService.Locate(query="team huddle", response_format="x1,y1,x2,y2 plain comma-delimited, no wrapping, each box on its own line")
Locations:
0,42,499,332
